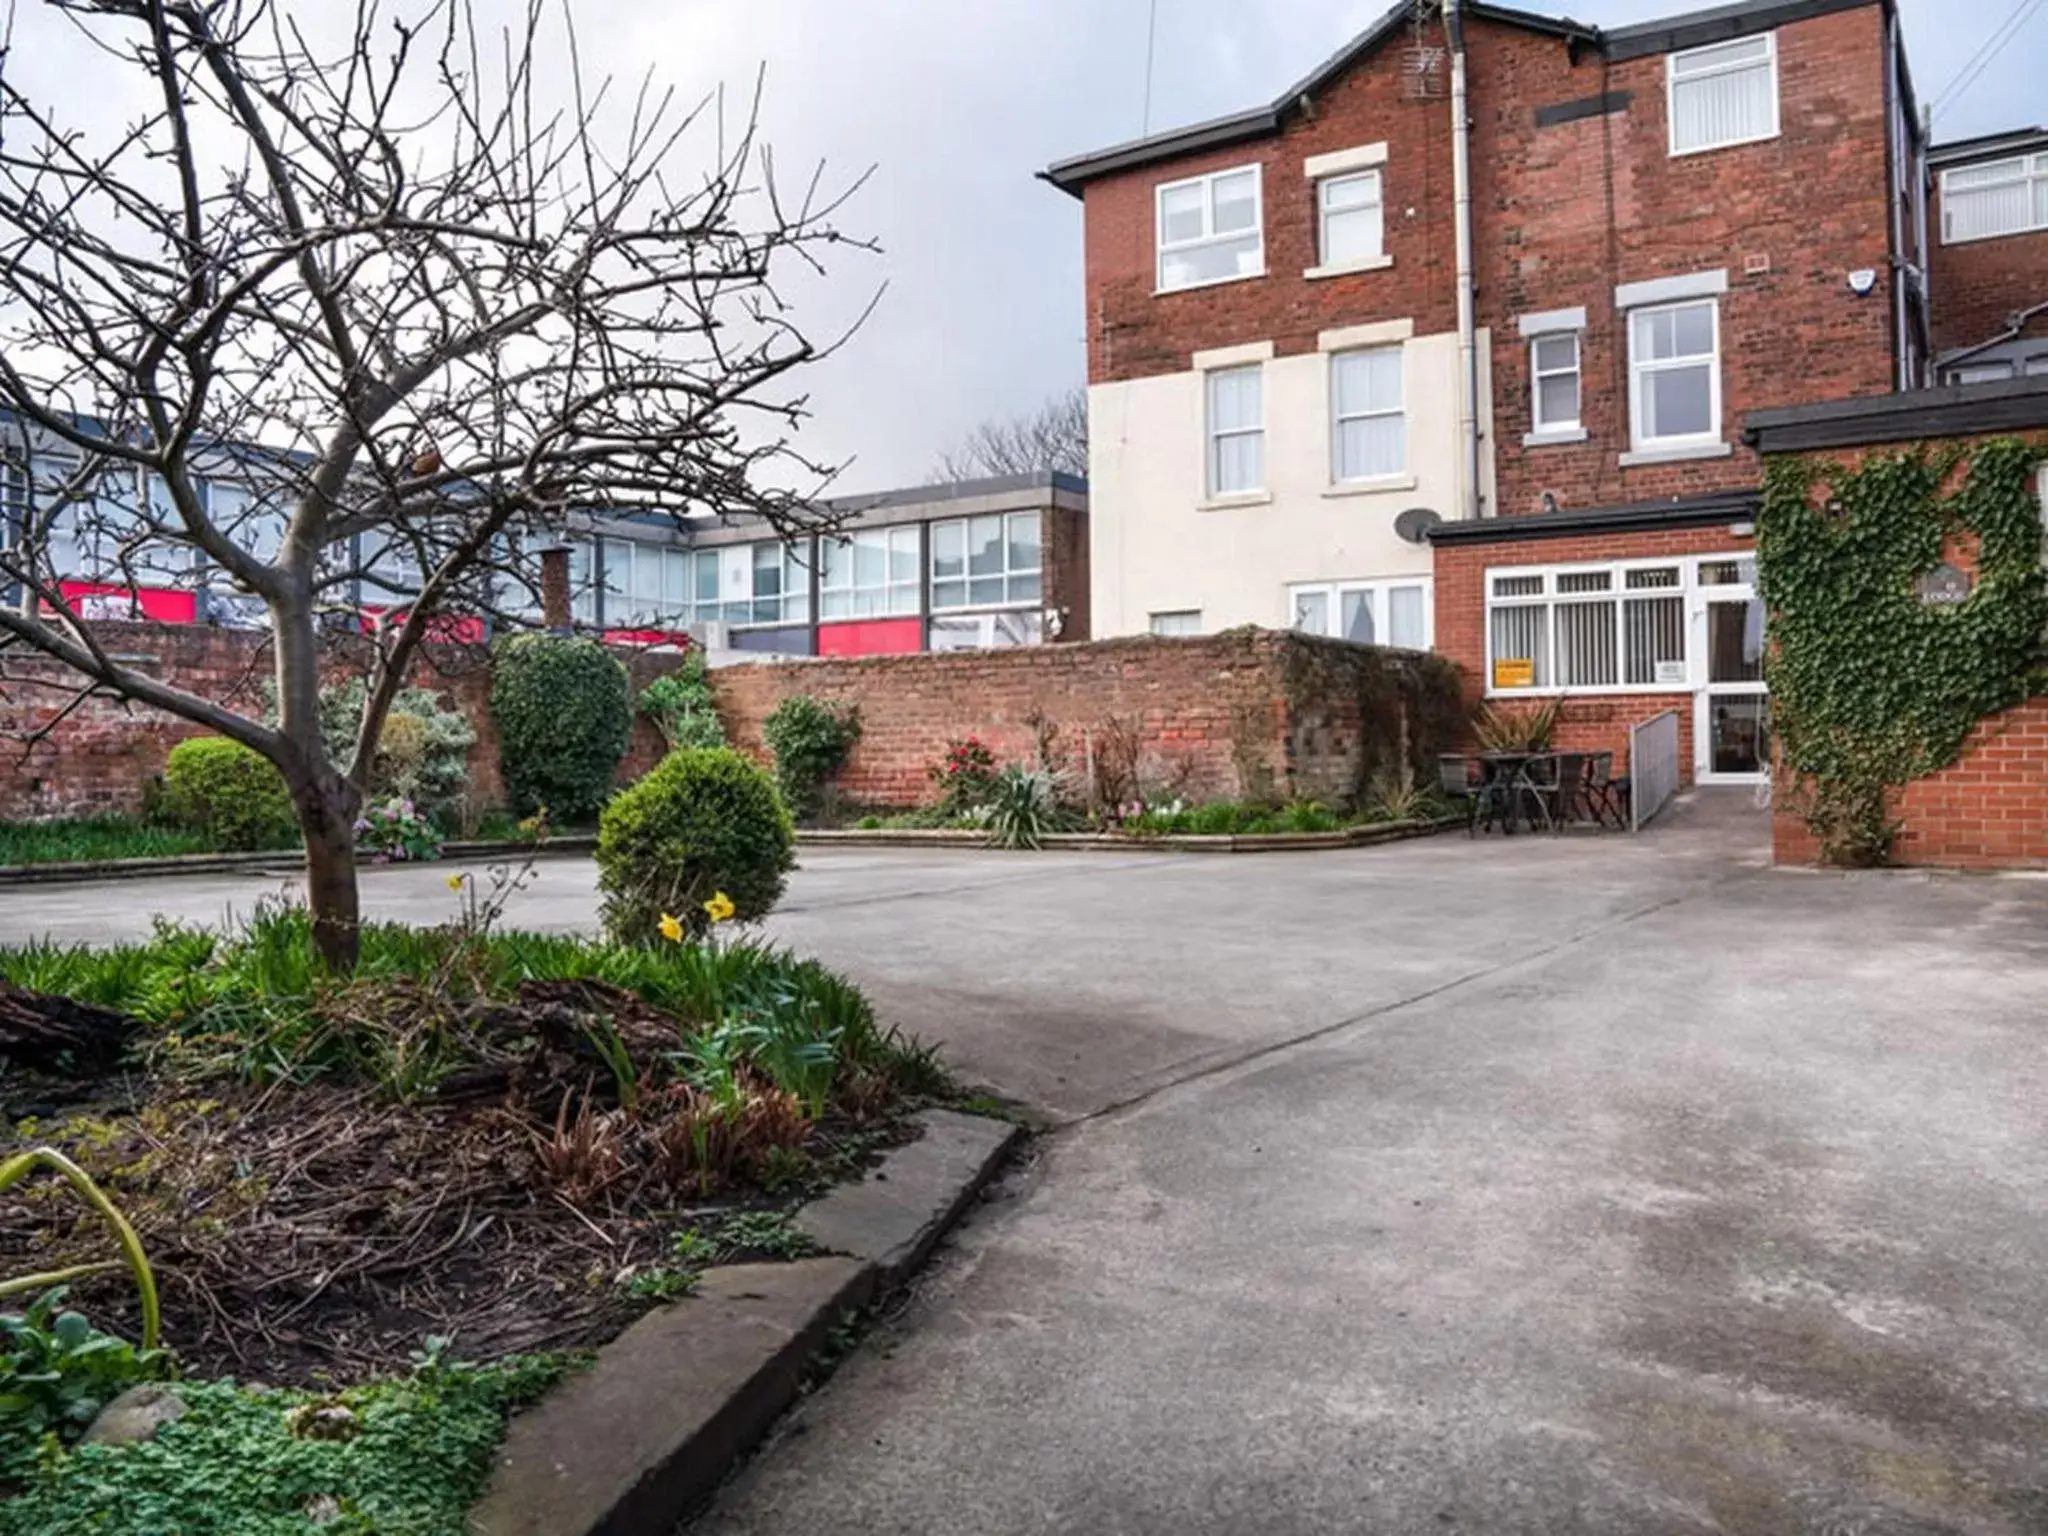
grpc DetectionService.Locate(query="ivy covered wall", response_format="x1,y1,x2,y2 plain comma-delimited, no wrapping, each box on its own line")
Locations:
1759,436,2047,866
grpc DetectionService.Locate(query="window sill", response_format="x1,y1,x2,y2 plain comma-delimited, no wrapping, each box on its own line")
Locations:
1321,475,1417,498
1303,254,1394,280
1155,267,1266,298
1619,441,1734,467
1669,128,1780,159
1197,491,1273,511
1522,427,1589,447
1483,683,1693,700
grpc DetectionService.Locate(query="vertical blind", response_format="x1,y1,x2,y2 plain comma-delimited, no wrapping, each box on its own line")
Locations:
1669,35,1776,154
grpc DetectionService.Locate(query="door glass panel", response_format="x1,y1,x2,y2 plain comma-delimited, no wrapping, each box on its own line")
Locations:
1707,597,1764,683
1709,695,1771,777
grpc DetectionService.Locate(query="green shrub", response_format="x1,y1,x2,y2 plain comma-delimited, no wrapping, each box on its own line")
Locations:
638,651,726,751
596,748,795,945
317,679,477,823
985,766,1068,850
162,737,297,851
490,634,632,823
0,1292,171,1471
761,695,860,822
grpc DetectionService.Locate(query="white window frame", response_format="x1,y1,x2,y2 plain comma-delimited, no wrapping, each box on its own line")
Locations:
1529,331,1583,436
1940,153,2048,244
1149,610,1202,637
1667,30,1779,157
820,525,921,620
1288,577,1433,650
929,511,1042,612
1206,363,1265,498
1328,346,1406,485
1316,169,1383,269
1627,298,1722,454
1483,555,1748,698
1155,164,1265,293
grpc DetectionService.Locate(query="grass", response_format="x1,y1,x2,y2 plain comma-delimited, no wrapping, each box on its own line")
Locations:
1119,794,1454,838
0,903,947,1104
0,1353,574,1535
0,817,216,868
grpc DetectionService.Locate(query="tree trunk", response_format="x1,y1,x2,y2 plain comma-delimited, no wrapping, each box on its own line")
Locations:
293,771,364,974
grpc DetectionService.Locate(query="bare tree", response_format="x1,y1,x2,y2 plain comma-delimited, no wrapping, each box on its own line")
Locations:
935,387,1086,482
0,0,873,968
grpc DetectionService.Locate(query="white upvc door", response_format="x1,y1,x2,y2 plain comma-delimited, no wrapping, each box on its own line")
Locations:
1690,557,1770,783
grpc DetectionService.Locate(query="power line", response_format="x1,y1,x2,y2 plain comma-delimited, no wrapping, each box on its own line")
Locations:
1931,0,2045,118
1141,0,1161,134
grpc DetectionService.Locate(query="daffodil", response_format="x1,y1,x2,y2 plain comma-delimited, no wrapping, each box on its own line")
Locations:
703,891,736,925
446,873,465,892
658,912,685,943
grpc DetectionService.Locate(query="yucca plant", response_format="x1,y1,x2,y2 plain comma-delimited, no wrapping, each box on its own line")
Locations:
1472,698,1562,753
984,766,1067,851
1365,768,1428,823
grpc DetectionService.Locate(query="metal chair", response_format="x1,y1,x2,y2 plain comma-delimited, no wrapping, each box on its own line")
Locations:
1436,754,1488,836
1521,752,1587,833
1583,751,1632,829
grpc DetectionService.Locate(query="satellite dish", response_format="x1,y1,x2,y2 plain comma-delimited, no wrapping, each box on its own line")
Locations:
1394,507,1443,545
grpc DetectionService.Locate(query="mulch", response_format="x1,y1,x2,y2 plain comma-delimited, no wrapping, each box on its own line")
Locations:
0,979,913,1386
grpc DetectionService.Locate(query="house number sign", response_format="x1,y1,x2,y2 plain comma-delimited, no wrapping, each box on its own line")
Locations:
1916,563,1972,606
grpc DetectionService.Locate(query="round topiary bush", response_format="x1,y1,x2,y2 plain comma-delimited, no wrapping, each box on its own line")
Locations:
490,633,632,824
596,747,795,945
163,736,298,851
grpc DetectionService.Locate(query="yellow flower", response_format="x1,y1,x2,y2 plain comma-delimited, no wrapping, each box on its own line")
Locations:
658,912,685,943
703,891,736,925
446,874,465,892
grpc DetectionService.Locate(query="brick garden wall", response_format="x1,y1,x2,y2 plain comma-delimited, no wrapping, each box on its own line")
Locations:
1772,696,2048,869
0,623,673,823
709,628,1466,811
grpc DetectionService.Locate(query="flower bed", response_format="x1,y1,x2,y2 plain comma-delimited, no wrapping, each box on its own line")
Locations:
0,881,947,1527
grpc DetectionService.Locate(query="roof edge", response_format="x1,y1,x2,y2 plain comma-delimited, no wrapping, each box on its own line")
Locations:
1744,378,2048,453
1428,491,1759,546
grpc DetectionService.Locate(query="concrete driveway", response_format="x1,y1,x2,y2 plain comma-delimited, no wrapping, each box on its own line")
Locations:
6,800,2047,1532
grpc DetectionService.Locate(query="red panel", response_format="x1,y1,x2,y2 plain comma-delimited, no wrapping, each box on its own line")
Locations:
55,581,198,624
817,618,922,657
602,628,693,651
360,606,488,645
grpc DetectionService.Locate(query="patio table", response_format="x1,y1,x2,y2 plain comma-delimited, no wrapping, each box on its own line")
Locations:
1476,750,1553,834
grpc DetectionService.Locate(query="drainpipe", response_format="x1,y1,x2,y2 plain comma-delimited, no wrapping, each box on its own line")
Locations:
1446,0,1482,519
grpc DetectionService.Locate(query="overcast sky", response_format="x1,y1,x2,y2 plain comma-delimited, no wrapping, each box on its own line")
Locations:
10,1,2040,497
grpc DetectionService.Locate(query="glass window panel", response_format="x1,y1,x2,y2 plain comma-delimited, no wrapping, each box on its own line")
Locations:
753,541,783,599
968,576,1005,606
1334,348,1401,413
854,535,886,587
1334,417,1404,481
1671,303,1714,357
931,519,965,580
1625,565,1682,589
1210,169,1258,233
1646,363,1714,439
1536,373,1580,428
1387,585,1427,649
889,526,921,581
932,579,968,610
1292,588,1329,634
1007,570,1042,606
1670,37,1775,154
1208,366,1261,432
1533,335,1577,372
1707,597,1766,683
1696,558,1756,586
1150,610,1202,637
1213,430,1264,495
1493,573,1545,598
967,516,1004,576
1006,513,1041,574
1161,233,1260,288
1557,570,1611,593
1555,599,1618,686
1158,182,1205,243
1339,589,1376,644
1709,696,1771,776
1490,604,1549,687
1623,595,1686,684
664,548,690,614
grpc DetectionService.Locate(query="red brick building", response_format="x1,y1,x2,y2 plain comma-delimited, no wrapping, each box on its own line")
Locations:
1927,127,2048,381
1044,0,2043,791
